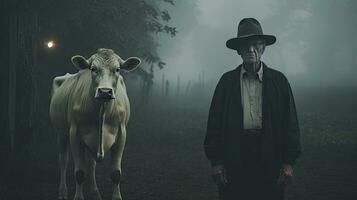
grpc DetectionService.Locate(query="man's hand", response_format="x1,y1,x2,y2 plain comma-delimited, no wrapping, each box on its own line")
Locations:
212,165,228,188
277,163,294,186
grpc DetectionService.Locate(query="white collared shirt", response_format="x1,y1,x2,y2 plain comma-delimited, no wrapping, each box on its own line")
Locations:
240,63,263,129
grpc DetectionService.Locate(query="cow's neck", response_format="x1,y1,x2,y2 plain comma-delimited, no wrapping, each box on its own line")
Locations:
73,92,100,121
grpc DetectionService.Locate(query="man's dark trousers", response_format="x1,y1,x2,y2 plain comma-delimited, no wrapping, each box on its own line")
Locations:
219,131,284,200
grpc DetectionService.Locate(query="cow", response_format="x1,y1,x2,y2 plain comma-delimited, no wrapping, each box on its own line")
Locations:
49,48,141,200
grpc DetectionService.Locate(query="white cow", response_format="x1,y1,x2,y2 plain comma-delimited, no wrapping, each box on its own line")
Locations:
50,48,140,200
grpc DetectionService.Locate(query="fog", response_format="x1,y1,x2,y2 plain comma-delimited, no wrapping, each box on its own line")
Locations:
154,0,357,92
2,1,357,199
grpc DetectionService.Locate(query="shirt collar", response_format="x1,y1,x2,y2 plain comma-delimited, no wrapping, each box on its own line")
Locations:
241,62,263,82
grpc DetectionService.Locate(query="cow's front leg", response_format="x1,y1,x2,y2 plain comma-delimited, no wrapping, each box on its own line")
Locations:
70,123,86,200
87,155,102,200
110,125,127,200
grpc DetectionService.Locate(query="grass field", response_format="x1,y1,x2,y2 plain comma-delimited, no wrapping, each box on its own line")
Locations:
2,89,357,200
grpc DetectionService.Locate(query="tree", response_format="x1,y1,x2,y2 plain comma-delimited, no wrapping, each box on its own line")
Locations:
38,0,177,76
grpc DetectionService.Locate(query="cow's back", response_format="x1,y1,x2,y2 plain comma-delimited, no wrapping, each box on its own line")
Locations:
50,72,80,131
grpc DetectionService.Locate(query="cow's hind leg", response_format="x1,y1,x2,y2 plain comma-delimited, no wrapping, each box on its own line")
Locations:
110,125,126,200
87,154,102,200
58,134,69,200
69,123,86,200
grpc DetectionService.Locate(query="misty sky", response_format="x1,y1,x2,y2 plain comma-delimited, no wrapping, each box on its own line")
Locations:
152,0,357,90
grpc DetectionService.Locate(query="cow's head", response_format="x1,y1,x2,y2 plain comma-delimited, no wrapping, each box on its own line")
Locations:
71,48,140,101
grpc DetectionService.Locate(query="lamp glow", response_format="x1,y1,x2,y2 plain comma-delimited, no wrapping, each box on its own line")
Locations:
46,40,55,48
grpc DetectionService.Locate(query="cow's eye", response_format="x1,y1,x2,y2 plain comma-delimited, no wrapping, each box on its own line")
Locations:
115,68,120,73
90,66,98,73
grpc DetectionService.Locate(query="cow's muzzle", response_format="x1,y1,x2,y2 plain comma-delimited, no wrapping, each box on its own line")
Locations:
95,87,115,100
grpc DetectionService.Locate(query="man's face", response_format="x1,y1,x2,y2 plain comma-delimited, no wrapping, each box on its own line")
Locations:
237,39,266,64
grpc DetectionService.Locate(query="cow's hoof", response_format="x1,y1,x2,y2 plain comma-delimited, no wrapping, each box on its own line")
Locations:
112,196,122,200
112,191,122,200
89,188,102,200
58,194,68,200
73,194,84,200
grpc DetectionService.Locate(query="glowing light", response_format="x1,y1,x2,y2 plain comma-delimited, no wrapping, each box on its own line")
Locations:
46,40,55,48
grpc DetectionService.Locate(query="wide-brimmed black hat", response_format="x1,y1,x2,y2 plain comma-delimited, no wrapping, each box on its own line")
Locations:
226,18,276,50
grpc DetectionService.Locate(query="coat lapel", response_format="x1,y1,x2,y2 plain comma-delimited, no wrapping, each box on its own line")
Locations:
233,65,242,105
262,62,273,131
261,63,275,163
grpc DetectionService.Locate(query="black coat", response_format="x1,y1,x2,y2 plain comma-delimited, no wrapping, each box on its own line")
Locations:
204,63,301,180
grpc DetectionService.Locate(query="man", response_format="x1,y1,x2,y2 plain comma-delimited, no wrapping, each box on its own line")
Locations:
204,18,301,200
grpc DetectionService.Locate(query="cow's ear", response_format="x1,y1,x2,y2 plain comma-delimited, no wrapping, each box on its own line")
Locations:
121,57,141,72
71,55,90,70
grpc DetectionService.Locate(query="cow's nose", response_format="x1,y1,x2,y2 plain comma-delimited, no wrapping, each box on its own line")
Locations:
98,88,112,95
97,88,114,100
